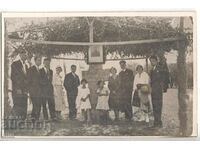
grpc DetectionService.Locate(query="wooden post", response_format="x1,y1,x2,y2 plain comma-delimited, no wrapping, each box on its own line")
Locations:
89,20,94,43
86,18,99,108
84,18,106,121
177,17,188,136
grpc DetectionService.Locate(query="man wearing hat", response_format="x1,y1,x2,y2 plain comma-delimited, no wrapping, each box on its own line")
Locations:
11,47,29,120
118,60,134,121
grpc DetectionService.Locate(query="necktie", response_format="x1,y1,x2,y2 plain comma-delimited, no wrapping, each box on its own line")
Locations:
47,69,50,80
36,66,39,72
73,73,76,78
22,62,26,74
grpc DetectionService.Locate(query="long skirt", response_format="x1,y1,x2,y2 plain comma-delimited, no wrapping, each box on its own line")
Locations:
54,85,66,111
108,91,121,110
132,90,151,121
138,90,150,113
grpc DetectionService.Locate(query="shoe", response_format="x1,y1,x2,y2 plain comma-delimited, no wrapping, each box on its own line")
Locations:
31,117,36,123
125,118,132,122
149,123,162,129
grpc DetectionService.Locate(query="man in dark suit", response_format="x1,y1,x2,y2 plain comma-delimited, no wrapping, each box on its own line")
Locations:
27,56,42,121
11,49,28,120
119,60,134,120
159,57,170,93
40,58,56,120
149,56,165,128
64,65,80,120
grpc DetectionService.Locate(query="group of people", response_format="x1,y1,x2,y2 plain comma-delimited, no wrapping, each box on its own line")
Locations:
10,49,80,122
10,47,168,129
95,57,166,128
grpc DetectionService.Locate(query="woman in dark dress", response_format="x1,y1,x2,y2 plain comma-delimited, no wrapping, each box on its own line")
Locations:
108,67,121,121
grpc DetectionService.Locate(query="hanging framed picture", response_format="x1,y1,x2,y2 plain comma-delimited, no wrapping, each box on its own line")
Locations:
87,45,105,64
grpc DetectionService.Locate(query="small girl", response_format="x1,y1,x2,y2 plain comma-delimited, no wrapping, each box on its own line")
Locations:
96,80,110,124
78,79,91,123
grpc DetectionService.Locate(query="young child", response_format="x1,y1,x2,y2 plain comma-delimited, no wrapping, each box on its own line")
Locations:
78,79,91,123
96,80,110,125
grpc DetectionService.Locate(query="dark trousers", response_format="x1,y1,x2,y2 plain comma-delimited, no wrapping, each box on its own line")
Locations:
151,93,163,126
41,97,55,120
96,110,109,124
67,94,77,119
31,97,41,120
11,94,27,120
121,92,133,120
124,101,133,120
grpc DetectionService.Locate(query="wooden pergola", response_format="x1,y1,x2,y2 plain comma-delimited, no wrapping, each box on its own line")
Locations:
4,17,191,136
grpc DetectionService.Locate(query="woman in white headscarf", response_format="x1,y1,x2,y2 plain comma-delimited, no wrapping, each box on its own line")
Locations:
53,66,66,120
132,65,151,123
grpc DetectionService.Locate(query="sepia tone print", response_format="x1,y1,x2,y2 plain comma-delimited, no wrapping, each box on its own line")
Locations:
1,12,197,139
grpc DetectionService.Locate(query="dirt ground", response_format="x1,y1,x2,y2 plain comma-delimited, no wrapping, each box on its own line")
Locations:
3,89,193,138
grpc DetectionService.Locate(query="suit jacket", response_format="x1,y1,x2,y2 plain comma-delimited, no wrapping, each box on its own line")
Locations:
150,65,164,99
11,60,28,96
64,72,80,96
39,67,54,98
119,68,134,94
159,62,170,92
27,65,41,98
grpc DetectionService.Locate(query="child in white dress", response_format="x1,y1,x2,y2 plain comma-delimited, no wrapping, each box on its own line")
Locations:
96,80,110,124
78,79,91,123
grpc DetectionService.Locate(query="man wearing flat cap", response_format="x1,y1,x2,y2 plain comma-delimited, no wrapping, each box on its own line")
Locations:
11,47,28,120
118,60,134,121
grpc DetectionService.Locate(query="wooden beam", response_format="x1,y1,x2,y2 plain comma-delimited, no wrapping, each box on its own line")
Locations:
7,37,182,46
52,57,86,61
52,56,146,61
106,57,146,61
89,20,94,43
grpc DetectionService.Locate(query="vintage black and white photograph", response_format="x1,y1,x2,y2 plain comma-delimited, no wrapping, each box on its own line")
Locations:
1,12,197,139
88,45,105,64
